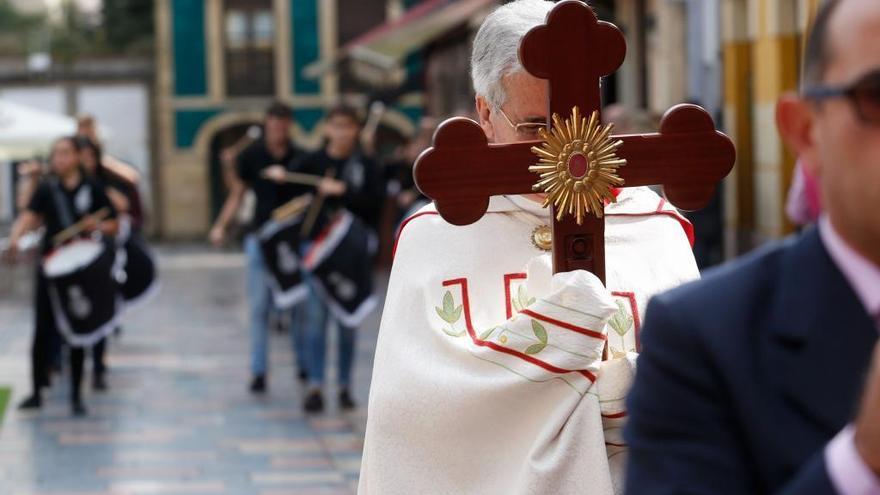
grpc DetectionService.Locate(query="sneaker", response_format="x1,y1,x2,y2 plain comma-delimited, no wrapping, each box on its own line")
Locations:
18,394,42,410
71,400,88,417
339,389,356,410
303,390,324,413
249,374,267,394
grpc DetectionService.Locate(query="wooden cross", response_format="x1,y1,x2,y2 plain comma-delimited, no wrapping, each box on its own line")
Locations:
413,0,736,281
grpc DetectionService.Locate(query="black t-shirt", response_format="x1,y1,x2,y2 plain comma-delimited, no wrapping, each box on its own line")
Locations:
236,139,301,231
292,148,383,232
27,175,117,253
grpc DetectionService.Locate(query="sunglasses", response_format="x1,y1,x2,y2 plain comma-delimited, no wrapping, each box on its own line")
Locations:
803,69,880,125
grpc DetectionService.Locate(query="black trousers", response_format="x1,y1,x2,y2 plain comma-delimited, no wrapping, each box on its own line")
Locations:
32,268,106,403
32,268,58,393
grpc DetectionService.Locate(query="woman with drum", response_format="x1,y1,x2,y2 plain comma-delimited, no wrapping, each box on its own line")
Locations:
73,137,126,391
4,136,119,416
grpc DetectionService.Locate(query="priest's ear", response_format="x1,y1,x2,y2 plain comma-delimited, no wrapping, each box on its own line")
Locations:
777,93,819,169
475,95,497,142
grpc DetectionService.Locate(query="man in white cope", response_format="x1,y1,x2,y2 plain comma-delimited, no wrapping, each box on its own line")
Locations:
359,1,699,493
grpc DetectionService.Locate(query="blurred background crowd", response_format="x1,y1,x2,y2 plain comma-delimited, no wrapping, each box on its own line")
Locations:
0,0,828,264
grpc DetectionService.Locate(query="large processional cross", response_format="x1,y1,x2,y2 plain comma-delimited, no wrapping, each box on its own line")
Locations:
414,1,736,281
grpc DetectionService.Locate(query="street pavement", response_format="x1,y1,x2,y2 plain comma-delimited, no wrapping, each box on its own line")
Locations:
0,245,385,495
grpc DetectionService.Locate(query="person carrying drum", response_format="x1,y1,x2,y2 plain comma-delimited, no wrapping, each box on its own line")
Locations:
209,102,306,394
4,136,119,416
75,137,158,390
289,104,384,413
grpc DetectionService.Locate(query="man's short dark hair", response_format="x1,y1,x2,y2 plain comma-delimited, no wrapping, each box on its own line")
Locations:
803,0,843,86
325,103,362,125
265,101,292,119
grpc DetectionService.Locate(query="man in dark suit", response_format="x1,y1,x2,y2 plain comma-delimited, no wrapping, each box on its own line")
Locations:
624,0,880,493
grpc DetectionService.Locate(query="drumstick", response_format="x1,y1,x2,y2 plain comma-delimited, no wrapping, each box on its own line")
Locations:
52,207,111,247
300,168,335,238
261,170,324,187
271,193,314,222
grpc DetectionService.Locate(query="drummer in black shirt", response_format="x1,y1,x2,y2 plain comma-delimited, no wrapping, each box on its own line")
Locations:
208,102,305,393
291,104,383,412
4,136,118,416
76,136,137,391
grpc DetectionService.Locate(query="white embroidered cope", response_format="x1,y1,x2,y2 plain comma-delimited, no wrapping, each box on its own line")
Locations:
359,187,699,495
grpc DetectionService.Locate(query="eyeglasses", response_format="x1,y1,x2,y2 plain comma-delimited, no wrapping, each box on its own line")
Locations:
496,106,547,139
803,69,880,125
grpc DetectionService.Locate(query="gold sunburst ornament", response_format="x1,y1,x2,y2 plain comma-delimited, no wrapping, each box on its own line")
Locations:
529,107,626,224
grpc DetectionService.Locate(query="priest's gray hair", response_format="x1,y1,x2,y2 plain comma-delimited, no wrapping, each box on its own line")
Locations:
471,0,555,109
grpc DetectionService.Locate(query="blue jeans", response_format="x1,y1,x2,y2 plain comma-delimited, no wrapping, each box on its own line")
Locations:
298,274,356,389
244,235,304,376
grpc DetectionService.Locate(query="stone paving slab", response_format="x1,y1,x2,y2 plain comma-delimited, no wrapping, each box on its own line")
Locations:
0,245,384,494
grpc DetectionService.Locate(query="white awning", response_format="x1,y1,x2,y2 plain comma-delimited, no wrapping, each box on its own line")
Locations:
0,99,77,160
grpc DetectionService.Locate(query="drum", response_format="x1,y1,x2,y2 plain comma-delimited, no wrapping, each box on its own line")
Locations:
303,211,377,327
114,216,159,307
43,238,121,347
258,214,308,309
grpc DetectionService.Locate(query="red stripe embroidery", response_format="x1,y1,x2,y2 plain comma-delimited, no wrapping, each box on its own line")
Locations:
606,197,695,248
520,308,607,341
601,411,627,419
443,278,597,383
392,211,440,259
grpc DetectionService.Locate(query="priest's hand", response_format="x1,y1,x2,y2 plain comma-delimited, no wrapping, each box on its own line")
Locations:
855,342,880,474
523,255,618,332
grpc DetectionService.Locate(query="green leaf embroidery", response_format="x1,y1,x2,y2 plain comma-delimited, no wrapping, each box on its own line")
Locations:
516,285,536,311
517,286,528,309
435,306,448,321
451,304,462,322
525,343,547,355
608,300,634,337
443,291,454,315
435,291,464,325
443,327,466,337
478,327,496,341
531,320,548,344
512,297,523,312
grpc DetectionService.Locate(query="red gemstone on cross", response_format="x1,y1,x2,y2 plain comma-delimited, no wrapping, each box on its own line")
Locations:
568,152,588,178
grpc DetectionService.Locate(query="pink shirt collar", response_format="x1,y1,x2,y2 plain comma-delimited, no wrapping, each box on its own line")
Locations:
819,215,880,324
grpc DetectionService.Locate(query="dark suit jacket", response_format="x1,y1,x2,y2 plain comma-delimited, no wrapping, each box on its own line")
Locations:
624,228,877,494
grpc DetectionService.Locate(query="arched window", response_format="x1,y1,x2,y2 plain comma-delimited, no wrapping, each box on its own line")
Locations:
225,0,276,96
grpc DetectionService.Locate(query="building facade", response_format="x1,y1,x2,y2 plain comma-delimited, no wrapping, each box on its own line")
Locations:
155,0,820,249
618,0,824,255
154,0,426,238
722,0,821,253
0,56,154,227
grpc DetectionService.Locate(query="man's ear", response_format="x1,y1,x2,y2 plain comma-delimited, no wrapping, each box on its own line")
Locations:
475,95,495,142
776,93,817,163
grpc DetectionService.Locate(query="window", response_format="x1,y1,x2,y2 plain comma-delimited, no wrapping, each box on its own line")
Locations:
224,0,276,96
